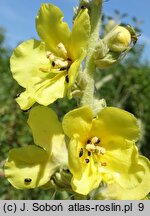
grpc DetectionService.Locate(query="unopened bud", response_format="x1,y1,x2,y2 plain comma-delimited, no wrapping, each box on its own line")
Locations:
94,25,137,69
106,25,131,52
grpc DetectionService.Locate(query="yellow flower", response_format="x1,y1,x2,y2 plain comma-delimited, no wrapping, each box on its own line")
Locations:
10,4,90,110
5,106,67,189
62,106,150,197
5,105,150,198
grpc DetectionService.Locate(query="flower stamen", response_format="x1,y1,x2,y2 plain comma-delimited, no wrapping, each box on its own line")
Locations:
95,146,106,155
57,43,68,58
86,143,96,152
85,136,106,155
91,136,100,145
101,162,107,166
65,75,69,83
52,61,55,67
46,51,55,61
46,49,72,73
85,158,90,163
79,148,83,157
88,151,91,156
55,59,68,68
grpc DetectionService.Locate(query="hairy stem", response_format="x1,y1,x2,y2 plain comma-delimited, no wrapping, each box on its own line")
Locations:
80,0,103,107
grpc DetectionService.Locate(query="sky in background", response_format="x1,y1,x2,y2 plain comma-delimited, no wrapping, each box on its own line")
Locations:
0,0,150,60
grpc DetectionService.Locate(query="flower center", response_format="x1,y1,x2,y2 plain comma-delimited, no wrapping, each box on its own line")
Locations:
79,136,107,166
46,43,72,73
85,136,106,155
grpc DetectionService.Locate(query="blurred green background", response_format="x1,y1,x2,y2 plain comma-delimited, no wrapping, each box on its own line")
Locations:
0,11,150,199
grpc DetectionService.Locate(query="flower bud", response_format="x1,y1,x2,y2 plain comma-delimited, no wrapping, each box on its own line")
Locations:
94,25,137,69
106,26,131,52
94,46,121,69
48,168,72,191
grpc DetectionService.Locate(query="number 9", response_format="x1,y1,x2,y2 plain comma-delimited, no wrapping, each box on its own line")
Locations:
138,203,144,211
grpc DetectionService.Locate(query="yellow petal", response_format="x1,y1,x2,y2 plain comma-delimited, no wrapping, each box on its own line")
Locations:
92,107,140,141
101,137,142,188
100,156,150,200
68,137,83,179
28,106,64,153
68,136,101,195
68,9,90,61
36,3,71,54
10,39,49,88
63,106,93,139
33,72,68,106
16,90,35,111
4,146,54,189
67,50,86,98
71,157,101,195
